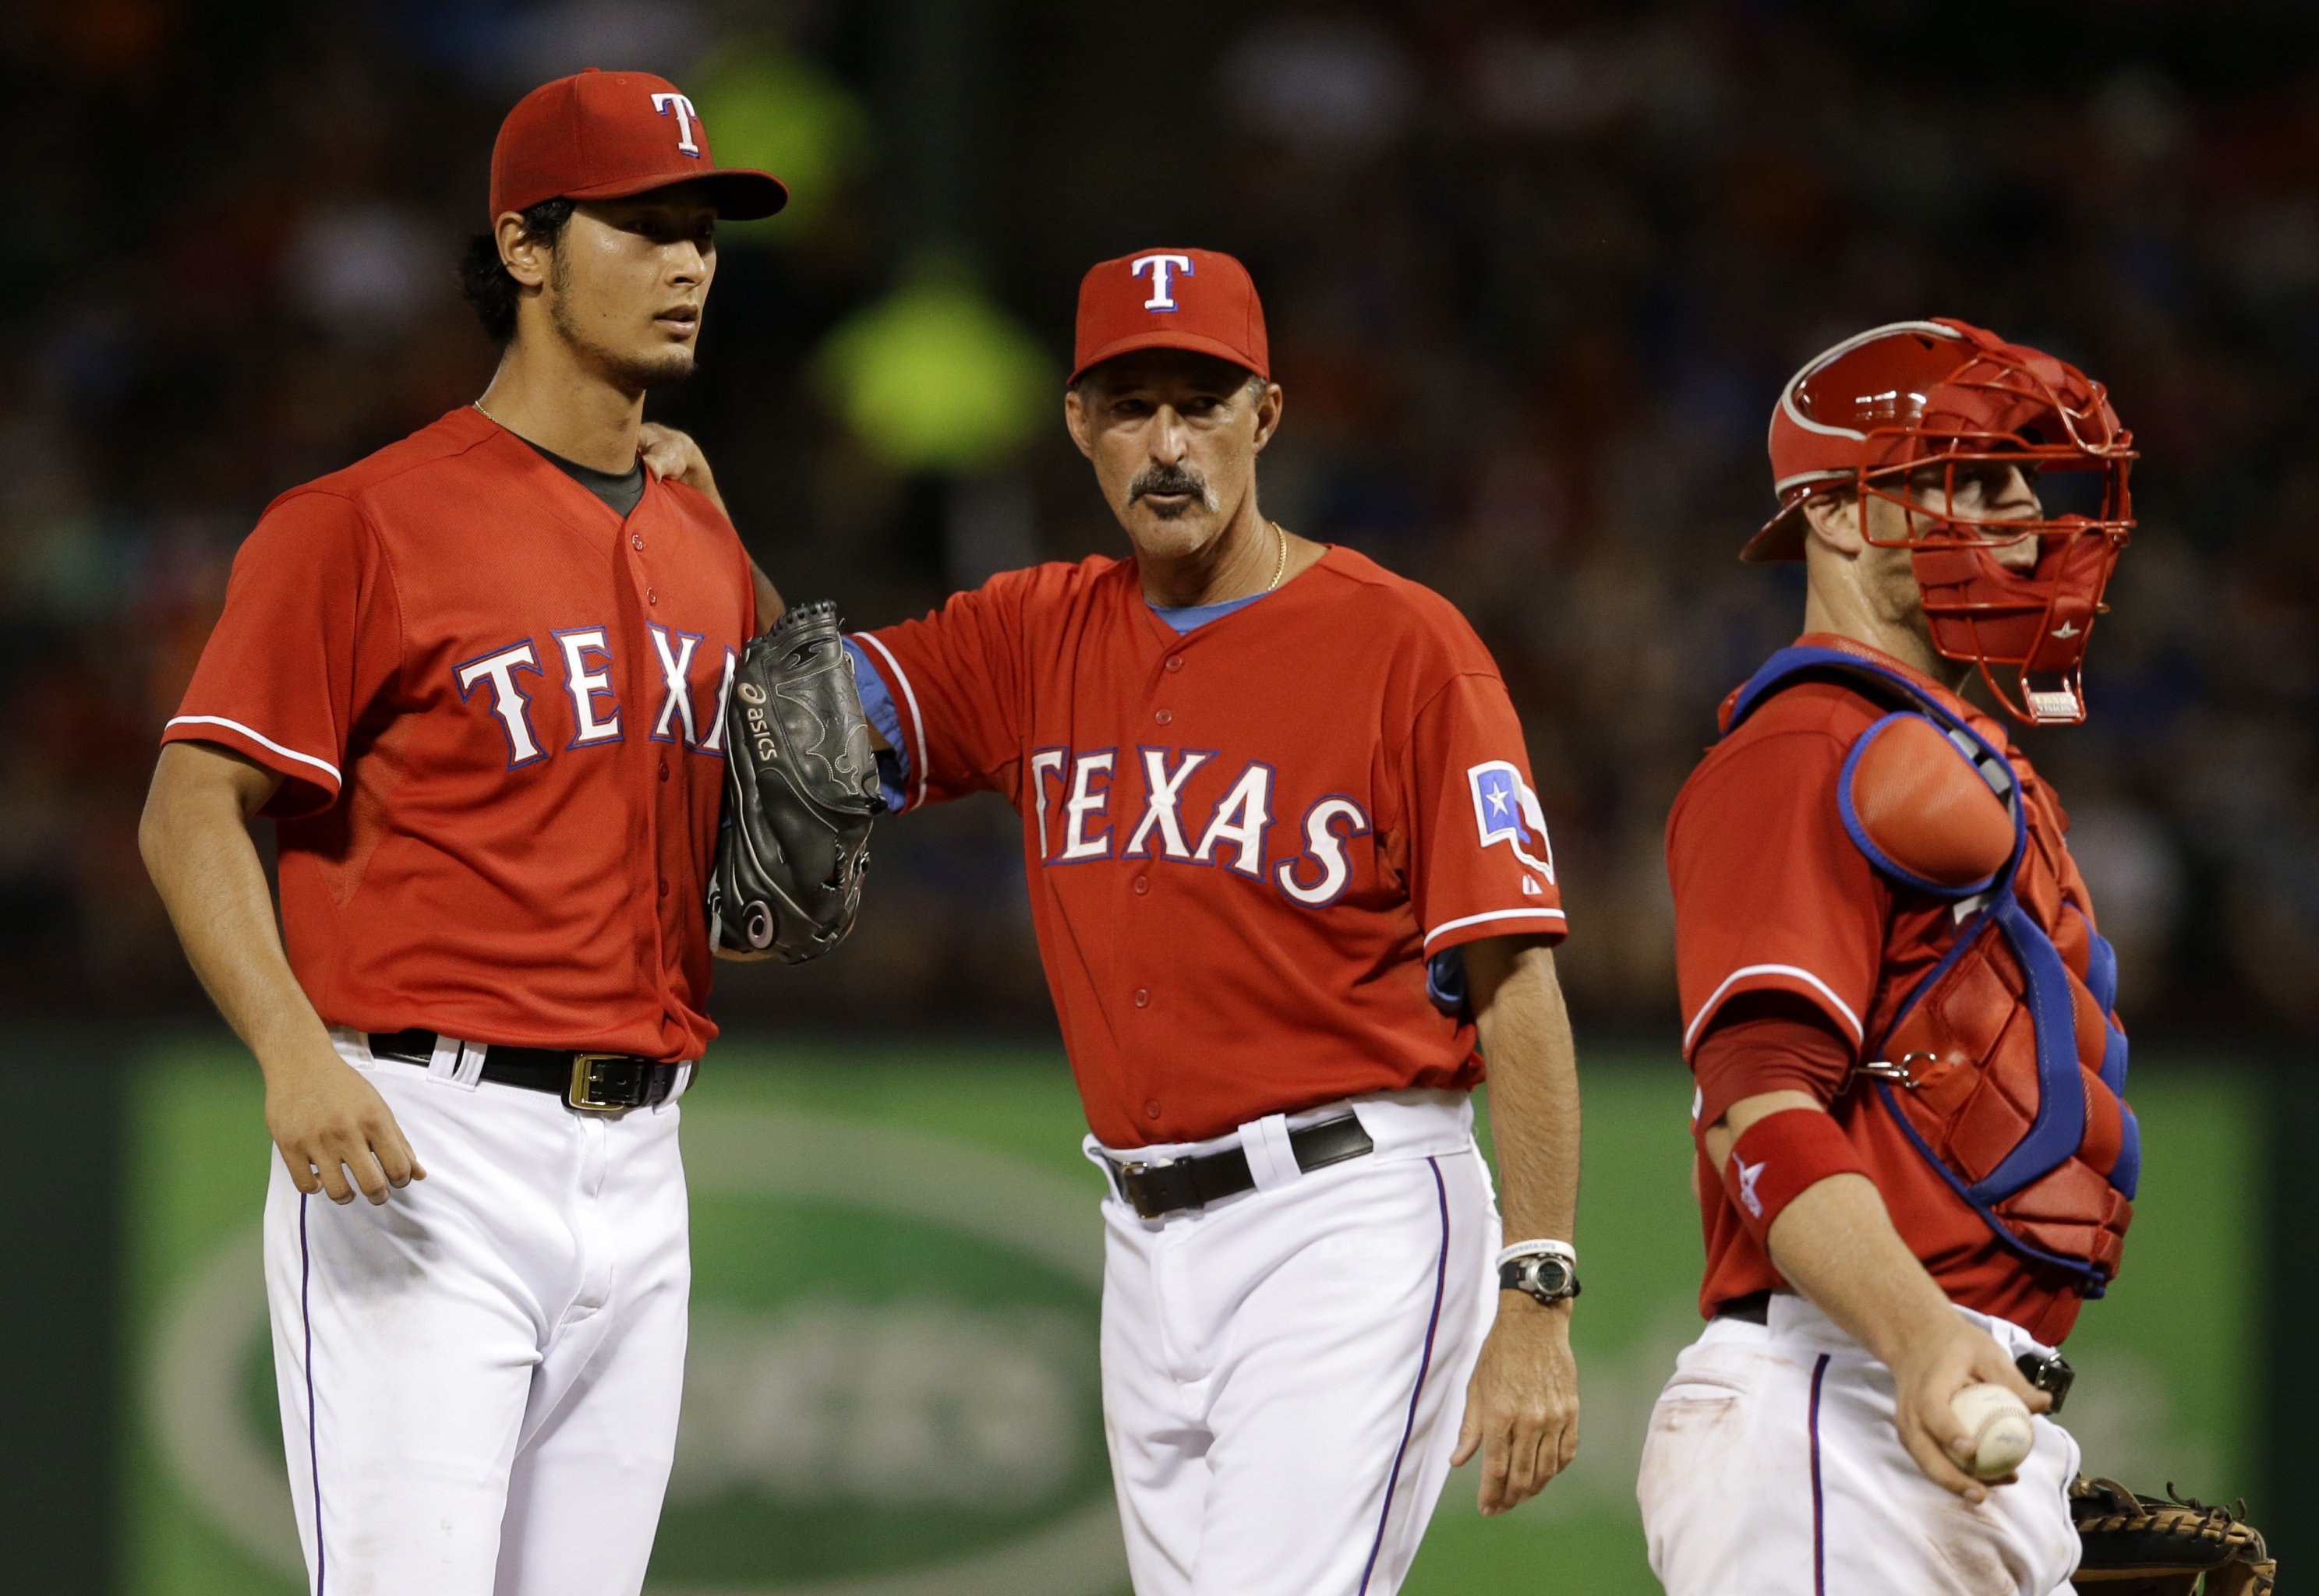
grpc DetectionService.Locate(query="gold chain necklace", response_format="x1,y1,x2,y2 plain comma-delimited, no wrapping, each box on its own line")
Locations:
1265,520,1289,592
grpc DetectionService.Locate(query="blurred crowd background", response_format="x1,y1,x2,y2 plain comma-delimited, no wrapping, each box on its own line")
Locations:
7,0,2317,1044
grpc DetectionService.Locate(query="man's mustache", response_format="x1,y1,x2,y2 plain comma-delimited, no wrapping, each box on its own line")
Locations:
1129,466,1215,510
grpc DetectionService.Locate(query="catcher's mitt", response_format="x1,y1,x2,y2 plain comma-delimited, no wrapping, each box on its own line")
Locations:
2070,1475,2275,1596
705,601,886,962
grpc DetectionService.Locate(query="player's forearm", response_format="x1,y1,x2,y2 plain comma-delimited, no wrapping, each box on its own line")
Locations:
141,747,335,1073
1766,1171,1960,1368
1709,1091,1959,1369
1466,937,1580,1245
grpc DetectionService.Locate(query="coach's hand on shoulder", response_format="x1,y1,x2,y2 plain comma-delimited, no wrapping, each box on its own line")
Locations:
263,1041,426,1206
1889,1314,2050,1502
638,422,727,519
1454,1295,1580,1516
638,422,786,625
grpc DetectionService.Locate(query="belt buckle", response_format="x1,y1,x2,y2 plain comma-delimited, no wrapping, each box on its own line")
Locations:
1114,1156,1178,1220
568,1054,636,1114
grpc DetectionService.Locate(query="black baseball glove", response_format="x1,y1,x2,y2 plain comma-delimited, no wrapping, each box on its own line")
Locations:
705,601,886,962
2070,1475,2276,1595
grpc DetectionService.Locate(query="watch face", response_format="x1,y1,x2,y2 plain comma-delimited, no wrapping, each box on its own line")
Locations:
1530,1259,1571,1296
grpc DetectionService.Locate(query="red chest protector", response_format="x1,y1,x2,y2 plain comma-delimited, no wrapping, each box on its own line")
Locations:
1727,646,2137,1295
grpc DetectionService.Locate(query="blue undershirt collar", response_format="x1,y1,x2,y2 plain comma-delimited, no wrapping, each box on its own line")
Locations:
1147,588,1273,634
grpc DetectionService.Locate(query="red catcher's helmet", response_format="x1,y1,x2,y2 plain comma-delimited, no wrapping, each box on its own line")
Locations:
1751,318,2135,726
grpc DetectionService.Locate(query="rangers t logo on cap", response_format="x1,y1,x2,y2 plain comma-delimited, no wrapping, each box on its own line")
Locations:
1132,252,1195,311
649,91,703,156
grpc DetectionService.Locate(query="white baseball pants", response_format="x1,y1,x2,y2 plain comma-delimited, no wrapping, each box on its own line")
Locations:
263,1033,692,1596
1089,1090,1499,1596
1638,1291,2082,1596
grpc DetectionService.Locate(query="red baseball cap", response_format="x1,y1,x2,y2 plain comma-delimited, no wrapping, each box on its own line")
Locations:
1070,247,1270,384
489,68,787,223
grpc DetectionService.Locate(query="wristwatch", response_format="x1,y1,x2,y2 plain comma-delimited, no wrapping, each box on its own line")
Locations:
1497,1240,1581,1306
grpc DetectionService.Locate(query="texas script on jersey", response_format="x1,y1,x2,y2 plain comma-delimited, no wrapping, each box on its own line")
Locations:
455,623,738,768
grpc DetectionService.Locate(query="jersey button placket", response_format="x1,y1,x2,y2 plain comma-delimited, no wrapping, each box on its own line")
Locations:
615,532,680,1025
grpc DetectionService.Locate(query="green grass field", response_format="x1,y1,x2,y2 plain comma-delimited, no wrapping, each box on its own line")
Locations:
123,1040,2259,1596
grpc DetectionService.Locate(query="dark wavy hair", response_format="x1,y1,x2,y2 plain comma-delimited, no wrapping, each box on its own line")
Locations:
458,197,574,341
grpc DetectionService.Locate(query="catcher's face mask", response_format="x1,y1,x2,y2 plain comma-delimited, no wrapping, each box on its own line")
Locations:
1752,319,2136,726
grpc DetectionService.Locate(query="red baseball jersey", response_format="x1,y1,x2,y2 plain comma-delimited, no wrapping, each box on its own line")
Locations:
163,407,755,1061
1668,634,2100,1344
854,546,1567,1148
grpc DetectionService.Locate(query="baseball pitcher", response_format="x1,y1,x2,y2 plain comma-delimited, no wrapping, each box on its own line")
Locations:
140,70,791,1596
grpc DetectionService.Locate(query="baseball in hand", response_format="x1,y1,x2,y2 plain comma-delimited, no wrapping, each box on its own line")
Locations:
1949,1382,2034,1480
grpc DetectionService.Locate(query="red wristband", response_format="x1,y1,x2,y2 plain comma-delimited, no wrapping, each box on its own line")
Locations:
1723,1108,1868,1241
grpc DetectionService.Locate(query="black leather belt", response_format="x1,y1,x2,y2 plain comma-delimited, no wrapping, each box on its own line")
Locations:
1101,1113,1375,1220
367,1029,685,1114
1712,1288,2075,1413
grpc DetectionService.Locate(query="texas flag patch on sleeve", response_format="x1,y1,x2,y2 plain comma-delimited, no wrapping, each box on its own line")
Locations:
1468,761,1556,888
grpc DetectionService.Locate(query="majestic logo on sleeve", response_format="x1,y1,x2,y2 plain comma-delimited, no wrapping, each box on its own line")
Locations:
1467,761,1556,888
1736,1157,1766,1219
1130,253,1194,312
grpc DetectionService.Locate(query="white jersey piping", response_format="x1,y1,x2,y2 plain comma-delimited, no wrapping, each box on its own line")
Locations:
165,715,341,785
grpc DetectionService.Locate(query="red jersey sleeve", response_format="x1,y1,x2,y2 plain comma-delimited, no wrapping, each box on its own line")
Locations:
852,567,1035,811
1689,996,1857,1132
163,489,403,818
1667,726,1887,1063
1404,671,1568,953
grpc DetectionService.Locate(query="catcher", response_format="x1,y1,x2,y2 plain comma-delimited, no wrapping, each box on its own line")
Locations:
1642,318,2274,1594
